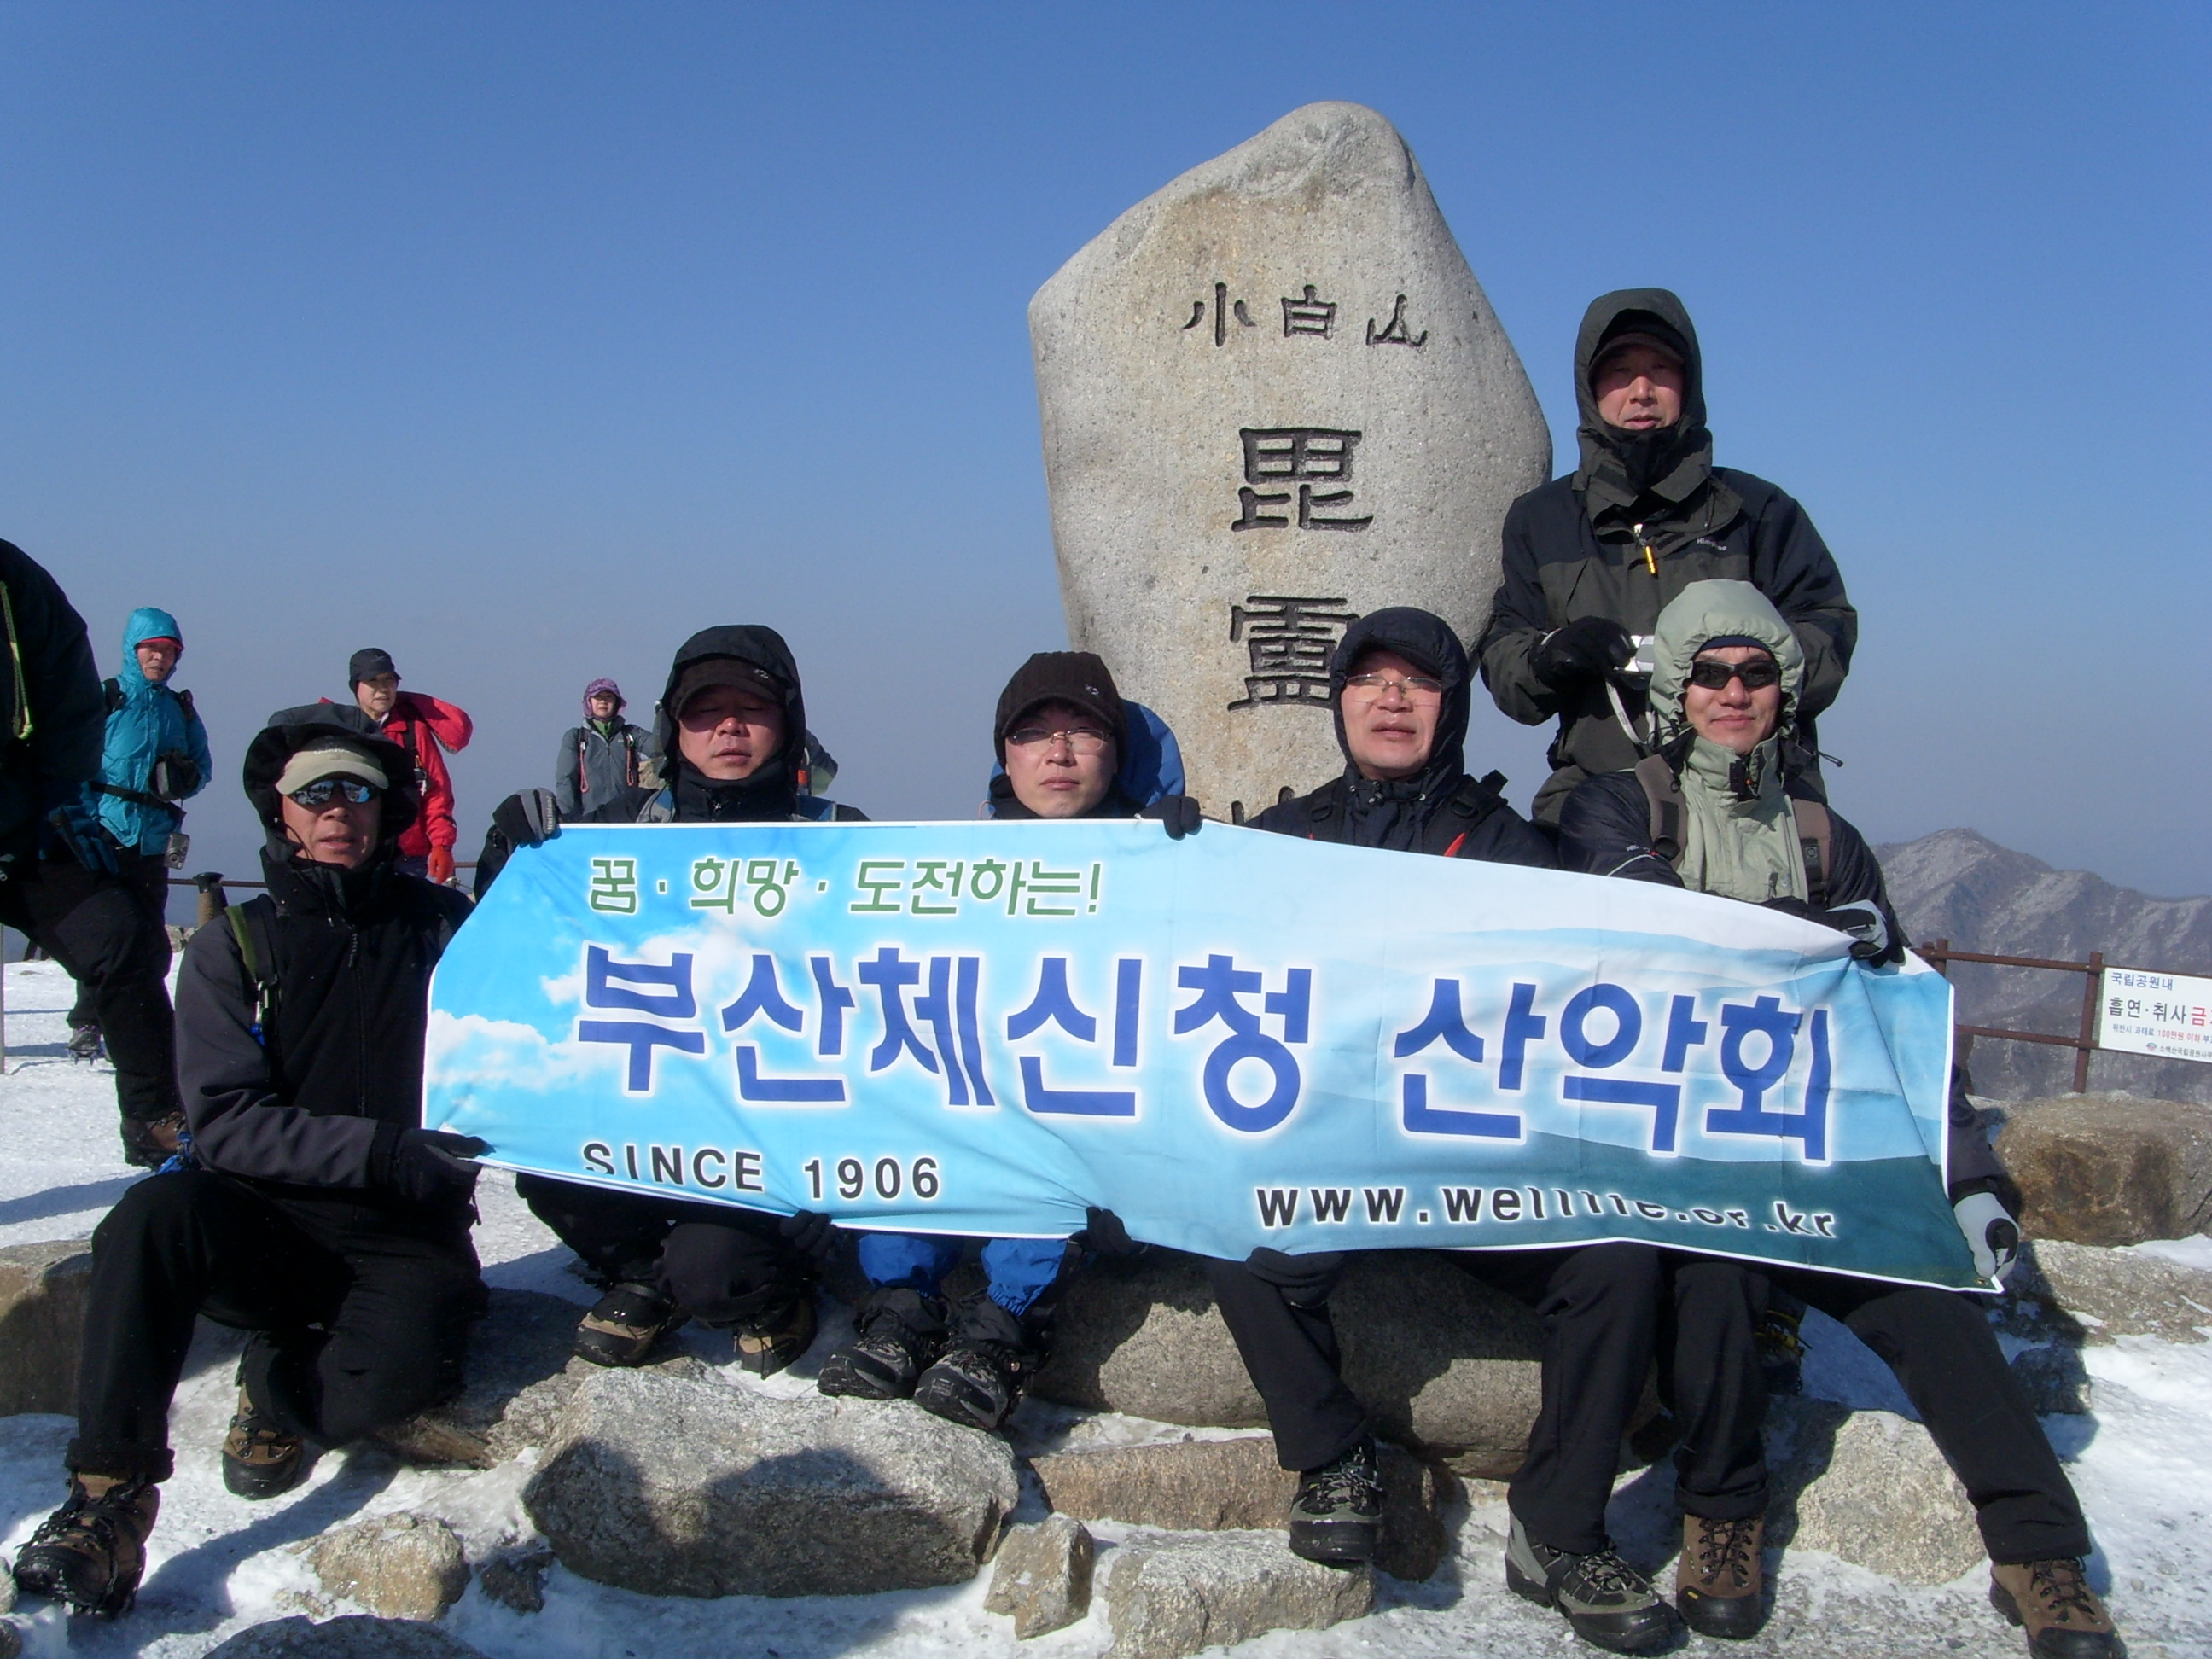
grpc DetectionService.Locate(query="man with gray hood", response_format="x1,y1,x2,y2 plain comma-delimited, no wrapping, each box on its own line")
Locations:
1478,288,1857,824
1561,581,2116,1658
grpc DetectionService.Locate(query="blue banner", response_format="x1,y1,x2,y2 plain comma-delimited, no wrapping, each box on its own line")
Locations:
425,820,1976,1289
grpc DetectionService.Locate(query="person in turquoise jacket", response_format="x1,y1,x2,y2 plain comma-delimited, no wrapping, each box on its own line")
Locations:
64,608,211,1069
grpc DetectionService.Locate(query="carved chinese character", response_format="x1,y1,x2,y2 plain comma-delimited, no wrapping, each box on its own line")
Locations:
1181,281,1257,346
1365,294,1429,348
1231,428,1373,531
1280,284,1336,338
1227,595,1359,709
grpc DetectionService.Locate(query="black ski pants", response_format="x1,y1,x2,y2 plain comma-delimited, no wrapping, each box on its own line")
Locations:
69,1170,481,1483
0,847,178,1126
1772,1272,2092,1564
65,850,172,1030
1206,1243,1771,1556
516,1174,804,1325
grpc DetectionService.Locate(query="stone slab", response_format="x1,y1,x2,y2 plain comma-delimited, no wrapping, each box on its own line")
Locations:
1031,101,1550,817
0,1239,92,1417
203,1618,486,1659
1999,1094,2212,1244
1767,1400,1982,1586
984,1514,1094,1639
1103,1530,1373,1659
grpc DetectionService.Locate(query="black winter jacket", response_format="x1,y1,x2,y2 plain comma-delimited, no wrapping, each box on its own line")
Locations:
0,538,105,848
1557,769,2001,1194
1253,608,1556,869
1476,291,1856,820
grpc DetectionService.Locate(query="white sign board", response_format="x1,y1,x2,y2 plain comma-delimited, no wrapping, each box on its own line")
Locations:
2098,967,2212,1062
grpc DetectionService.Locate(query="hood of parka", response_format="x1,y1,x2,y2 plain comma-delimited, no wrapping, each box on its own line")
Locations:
1324,608,1472,849
1648,579,1803,754
117,606,184,694
654,625,810,819
1572,288,1714,514
242,718,422,876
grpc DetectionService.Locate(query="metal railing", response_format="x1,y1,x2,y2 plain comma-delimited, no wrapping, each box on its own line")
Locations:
1914,939,2104,1093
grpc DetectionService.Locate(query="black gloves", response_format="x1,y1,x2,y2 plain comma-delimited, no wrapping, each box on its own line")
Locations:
778,1209,841,1264
378,1128,489,1205
1532,616,1635,691
42,784,117,875
1761,896,1896,963
491,789,562,850
1138,795,1202,839
1078,1206,1145,1258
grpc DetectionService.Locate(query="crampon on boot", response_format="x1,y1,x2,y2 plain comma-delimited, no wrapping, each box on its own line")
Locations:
1989,1558,2118,1657
13,1474,160,1617
734,1294,817,1377
912,1339,1033,1430
1288,1435,1382,1566
1676,1512,1766,1639
1755,1289,1807,1397
573,1281,685,1367
818,1290,944,1400
67,1023,104,1063
220,1387,306,1499
1506,1514,1673,1653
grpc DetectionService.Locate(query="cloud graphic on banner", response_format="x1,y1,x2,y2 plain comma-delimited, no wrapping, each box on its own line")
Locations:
428,1010,602,1095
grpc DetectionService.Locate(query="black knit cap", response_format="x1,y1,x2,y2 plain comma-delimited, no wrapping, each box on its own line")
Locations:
347,647,399,688
993,652,1126,761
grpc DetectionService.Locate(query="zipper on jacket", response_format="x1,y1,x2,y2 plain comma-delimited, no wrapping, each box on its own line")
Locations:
1633,521,1657,576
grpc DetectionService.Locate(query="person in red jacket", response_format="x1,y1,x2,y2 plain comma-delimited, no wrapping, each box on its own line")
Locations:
348,649,472,884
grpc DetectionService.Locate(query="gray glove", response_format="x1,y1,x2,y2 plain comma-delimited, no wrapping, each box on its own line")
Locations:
1953,1190,2021,1285
492,789,562,849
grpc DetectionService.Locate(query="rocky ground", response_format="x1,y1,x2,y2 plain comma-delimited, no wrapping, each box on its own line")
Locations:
2,959,2209,1658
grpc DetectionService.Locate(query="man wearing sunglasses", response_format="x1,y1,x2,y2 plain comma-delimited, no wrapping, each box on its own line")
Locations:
818,651,1191,1431
15,719,485,1620
1476,289,1856,826
1557,582,2116,1656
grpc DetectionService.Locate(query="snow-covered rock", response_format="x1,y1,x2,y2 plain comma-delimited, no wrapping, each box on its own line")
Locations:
521,1366,1019,1598
1101,1530,1373,1659
982,1513,1093,1639
302,1511,469,1621
203,1616,486,1657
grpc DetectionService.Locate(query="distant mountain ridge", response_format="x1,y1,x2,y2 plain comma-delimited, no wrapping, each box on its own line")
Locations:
1875,828,2212,1103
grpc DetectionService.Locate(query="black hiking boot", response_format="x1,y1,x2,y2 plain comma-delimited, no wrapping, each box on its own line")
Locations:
1676,1512,1766,1639
13,1474,160,1617
119,1111,184,1171
1288,1435,1382,1566
1505,1514,1673,1652
220,1387,305,1499
733,1294,817,1377
818,1293,944,1400
1755,1289,1807,1396
1989,1558,2119,1656
573,1281,684,1367
67,1023,104,1063
913,1339,1032,1430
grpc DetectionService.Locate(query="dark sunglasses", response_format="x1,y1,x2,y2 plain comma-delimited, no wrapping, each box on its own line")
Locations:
288,778,380,808
1686,658,1781,691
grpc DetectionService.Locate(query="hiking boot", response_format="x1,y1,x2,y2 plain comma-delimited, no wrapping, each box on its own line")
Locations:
818,1297,943,1400
1755,1289,1807,1396
1676,1512,1766,1639
1288,1436,1382,1566
1505,1514,1673,1653
67,1024,104,1063
913,1338,1031,1430
733,1294,816,1377
1989,1559,2118,1657
12,1474,160,1618
573,1281,684,1367
119,1112,185,1171
221,1388,305,1499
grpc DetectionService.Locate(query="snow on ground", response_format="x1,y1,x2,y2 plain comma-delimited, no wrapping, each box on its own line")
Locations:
1,958,2209,1657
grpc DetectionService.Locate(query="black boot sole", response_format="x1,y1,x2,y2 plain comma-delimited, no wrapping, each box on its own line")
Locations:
817,1351,914,1400
1678,1584,1766,1639
1989,1581,2121,1658
1506,1560,1674,1654
13,1554,139,1619
222,1450,306,1500
911,1373,1009,1430
1289,1516,1377,1566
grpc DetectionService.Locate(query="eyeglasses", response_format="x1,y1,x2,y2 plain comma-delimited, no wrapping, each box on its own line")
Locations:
1007,726,1112,755
288,779,380,808
1686,658,1782,691
1342,673,1446,702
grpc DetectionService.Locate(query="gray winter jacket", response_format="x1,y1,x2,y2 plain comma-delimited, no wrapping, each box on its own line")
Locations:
554,719,658,818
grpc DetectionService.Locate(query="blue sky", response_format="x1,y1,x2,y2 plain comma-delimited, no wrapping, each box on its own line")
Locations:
1,3,2204,901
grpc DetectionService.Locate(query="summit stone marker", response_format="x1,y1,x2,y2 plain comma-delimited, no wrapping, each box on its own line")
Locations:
1031,101,1551,818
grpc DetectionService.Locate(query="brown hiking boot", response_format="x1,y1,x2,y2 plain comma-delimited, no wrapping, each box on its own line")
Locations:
221,1388,306,1499
1989,1559,2118,1657
734,1294,816,1377
12,1474,160,1617
1676,1512,1765,1639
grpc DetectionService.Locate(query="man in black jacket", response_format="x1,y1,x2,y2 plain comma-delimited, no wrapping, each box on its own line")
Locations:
12,719,486,1619
1560,581,2116,1658
1476,289,1858,824
0,539,187,1166
1208,609,1684,1654
479,626,864,1377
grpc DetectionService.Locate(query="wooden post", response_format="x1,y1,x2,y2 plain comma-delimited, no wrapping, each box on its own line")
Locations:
2075,951,2104,1093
